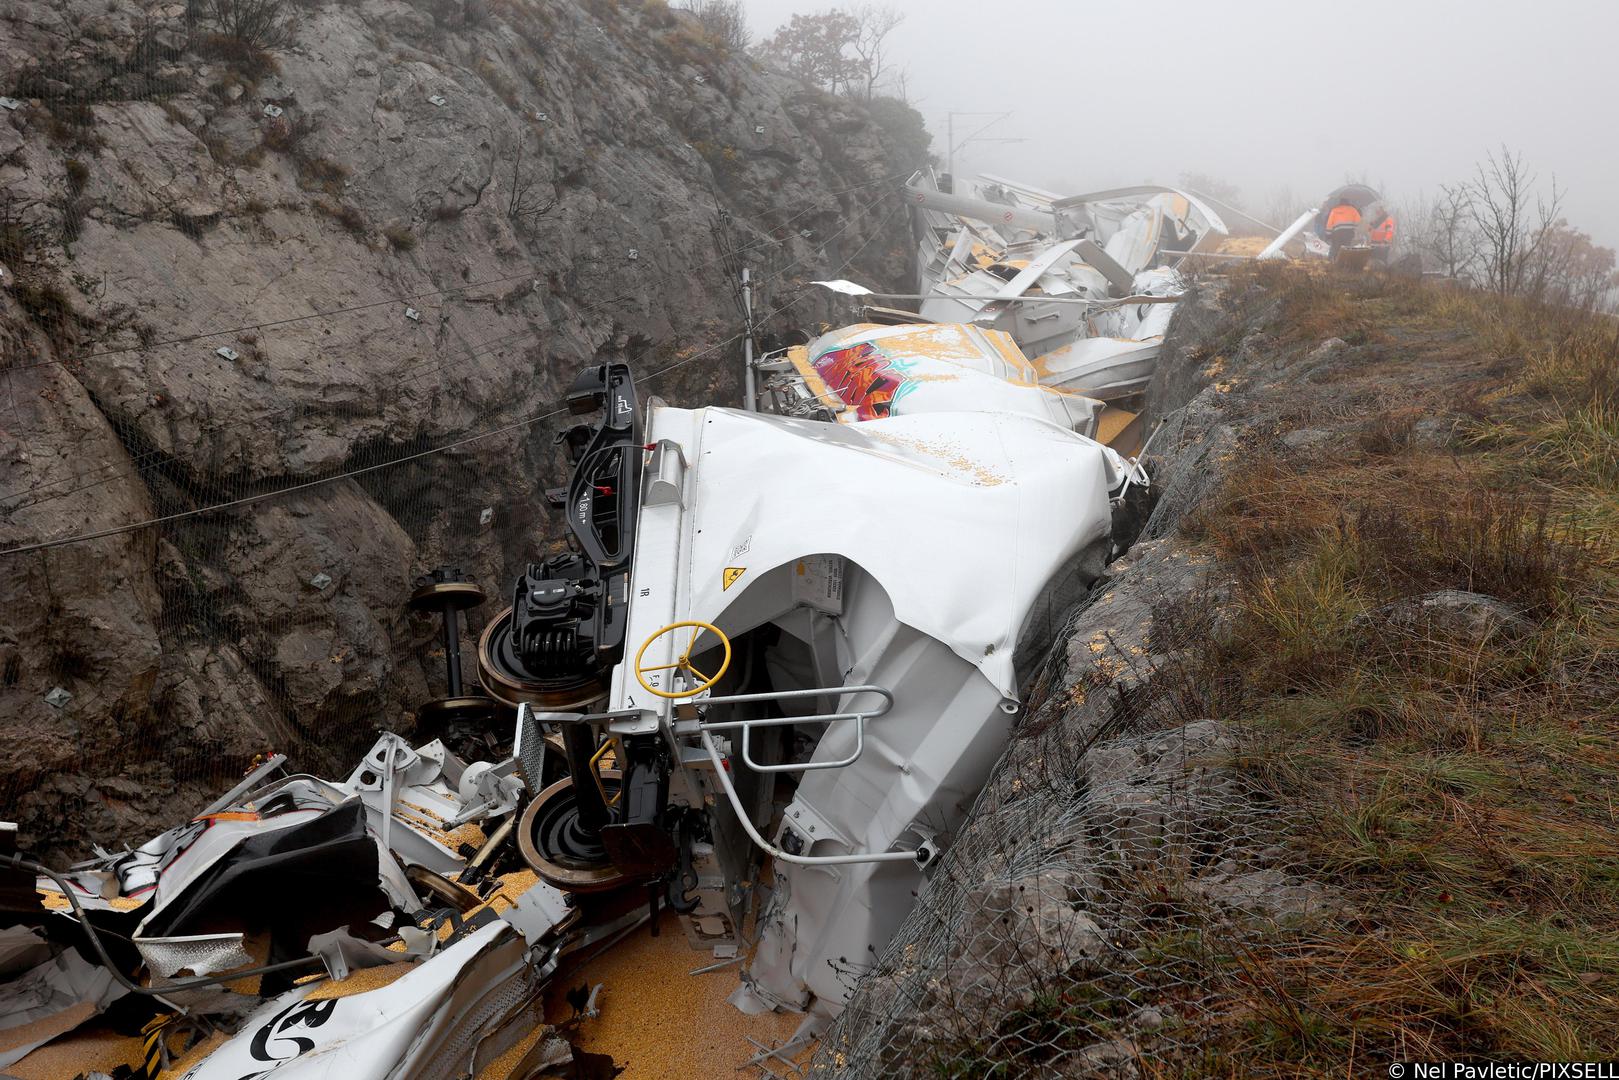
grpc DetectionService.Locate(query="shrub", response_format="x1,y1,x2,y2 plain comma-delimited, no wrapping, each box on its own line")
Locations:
474,57,519,108
383,224,416,251
0,197,42,269
199,131,237,166
425,0,488,29
296,155,349,194
12,279,75,352
64,159,90,195
675,0,749,51
43,104,100,149
865,94,932,175
260,114,308,154
192,0,296,52
640,0,677,29
314,198,367,237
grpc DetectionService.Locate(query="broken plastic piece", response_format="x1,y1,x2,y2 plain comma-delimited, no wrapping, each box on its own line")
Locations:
535,111,549,121
692,74,706,84
427,94,447,107
810,279,873,296
404,306,421,322
215,346,241,362
262,103,284,118
43,687,71,709
479,507,494,525
754,125,765,135
800,229,814,239
0,97,20,111
627,249,639,260
310,571,333,590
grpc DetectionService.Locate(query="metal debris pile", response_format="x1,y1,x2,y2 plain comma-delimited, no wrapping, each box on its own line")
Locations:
2,724,607,1077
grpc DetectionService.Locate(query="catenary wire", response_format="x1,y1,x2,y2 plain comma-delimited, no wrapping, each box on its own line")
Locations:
0,286,814,559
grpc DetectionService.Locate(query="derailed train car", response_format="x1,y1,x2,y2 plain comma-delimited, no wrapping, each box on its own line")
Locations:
477,321,1137,1025
3,319,1141,1070
903,169,1227,404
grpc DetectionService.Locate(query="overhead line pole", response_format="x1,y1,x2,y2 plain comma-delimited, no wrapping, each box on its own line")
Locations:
945,111,1024,192
741,267,757,412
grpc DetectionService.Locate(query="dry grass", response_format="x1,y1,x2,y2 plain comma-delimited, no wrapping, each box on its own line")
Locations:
382,224,416,252
314,198,367,238
1163,269,1619,1072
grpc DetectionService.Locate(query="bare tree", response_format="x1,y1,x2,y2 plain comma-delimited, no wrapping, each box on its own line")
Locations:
501,140,558,228
192,0,296,51
847,3,903,100
1260,185,1309,231
677,0,750,52
1422,183,1478,281
1467,145,1562,297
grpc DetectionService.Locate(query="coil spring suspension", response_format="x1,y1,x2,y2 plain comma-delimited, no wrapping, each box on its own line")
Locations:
521,627,578,678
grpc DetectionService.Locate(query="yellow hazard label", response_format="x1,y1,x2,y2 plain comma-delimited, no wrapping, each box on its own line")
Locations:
723,567,746,590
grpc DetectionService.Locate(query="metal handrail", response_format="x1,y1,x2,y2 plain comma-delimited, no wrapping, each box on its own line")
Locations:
698,731,918,867
688,684,891,775
685,684,893,728
689,684,919,866
742,718,861,774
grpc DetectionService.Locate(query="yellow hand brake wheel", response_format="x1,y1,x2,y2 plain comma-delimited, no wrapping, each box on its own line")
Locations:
634,620,731,699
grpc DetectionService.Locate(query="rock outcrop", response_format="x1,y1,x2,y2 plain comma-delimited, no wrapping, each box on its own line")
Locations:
0,0,924,856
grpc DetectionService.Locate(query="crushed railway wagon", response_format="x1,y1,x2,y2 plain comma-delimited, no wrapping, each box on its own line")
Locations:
3,318,1148,1071
902,170,1227,409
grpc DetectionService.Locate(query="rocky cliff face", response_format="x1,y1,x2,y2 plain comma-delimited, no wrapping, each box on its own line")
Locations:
0,0,922,857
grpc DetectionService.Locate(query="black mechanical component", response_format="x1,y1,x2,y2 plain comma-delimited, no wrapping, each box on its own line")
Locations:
599,735,677,880
517,728,681,897
491,363,685,903
408,566,497,731
665,812,701,914
476,363,642,711
476,557,612,711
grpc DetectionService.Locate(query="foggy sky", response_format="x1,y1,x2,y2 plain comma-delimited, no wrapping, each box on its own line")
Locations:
738,0,1619,247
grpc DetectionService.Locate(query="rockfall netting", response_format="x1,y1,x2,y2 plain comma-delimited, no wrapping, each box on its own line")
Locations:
808,541,1329,1079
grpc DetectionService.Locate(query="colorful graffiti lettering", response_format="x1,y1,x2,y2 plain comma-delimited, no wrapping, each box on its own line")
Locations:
812,342,916,420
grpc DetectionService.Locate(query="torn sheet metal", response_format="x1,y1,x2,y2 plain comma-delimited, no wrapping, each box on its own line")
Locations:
11,724,577,1076
180,920,558,1078
762,321,1106,441
496,356,1119,1018
901,167,1227,409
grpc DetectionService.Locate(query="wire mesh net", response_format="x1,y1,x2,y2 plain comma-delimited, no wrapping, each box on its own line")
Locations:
807,544,1325,1079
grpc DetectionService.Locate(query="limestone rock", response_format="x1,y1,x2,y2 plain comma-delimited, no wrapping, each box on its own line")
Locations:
938,869,1111,1019
1355,589,1531,642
